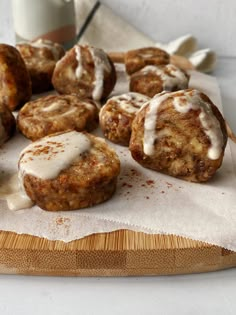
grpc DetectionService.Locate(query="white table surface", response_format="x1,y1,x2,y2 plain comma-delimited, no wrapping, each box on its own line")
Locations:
0,1,236,315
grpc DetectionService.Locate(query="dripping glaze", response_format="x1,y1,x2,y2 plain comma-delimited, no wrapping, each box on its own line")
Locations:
88,46,112,101
7,131,91,211
140,64,188,91
143,89,224,159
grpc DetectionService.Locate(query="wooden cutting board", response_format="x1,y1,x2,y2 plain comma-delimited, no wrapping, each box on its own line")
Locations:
0,229,235,276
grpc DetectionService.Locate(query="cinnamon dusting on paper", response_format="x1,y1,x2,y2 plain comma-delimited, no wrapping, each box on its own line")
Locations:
55,216,71,235
122,182,133,188
166,182,173,188
146,180,155,185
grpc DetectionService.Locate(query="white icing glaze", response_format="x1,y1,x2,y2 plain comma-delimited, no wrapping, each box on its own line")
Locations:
80,101,97,111
75,45,84,79
172,90,223,159
110,92,150,114
41,99,94,117
199,110,223,159
41,101,64,112
0,173,34,211
140,52,155,58
6,131,92,211
143,89,224,160
143,92,170,155
60,107,77,116
31,38,62,60
7,192,34,211
141,64,188,91
19,131,91,181
9,132,91,212
88,46,112,101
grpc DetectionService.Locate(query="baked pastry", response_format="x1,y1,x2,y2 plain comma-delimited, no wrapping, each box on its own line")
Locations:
129,89,228,182
18,130,120,211
0,44,31,111
0,103,16,145
124,47,170,75
129,64,189,97
16,39,65,93
99,92,150,146
52,44,116,101
17,94,99,141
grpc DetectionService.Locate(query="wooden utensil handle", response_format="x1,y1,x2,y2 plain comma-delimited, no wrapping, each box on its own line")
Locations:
226,122,236,143
107,51,195,71
108,51,125,63
170,54,194,71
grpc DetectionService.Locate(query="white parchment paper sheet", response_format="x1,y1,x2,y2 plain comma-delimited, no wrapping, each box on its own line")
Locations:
0,68,236,250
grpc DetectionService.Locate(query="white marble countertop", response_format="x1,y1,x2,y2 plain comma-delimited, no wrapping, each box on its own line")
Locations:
0,1,236,314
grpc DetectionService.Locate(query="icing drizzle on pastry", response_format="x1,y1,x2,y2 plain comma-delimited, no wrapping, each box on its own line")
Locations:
7,131,92,211
143,92,170,156
141,64,189,91
41,100,78,116
109,92,150,114
38,97,95,118
75,45,112,101
143,89,224,160
74,45,112,101
88,46,112,101
75,45,84,79
30,38,63,60
19,131,91,181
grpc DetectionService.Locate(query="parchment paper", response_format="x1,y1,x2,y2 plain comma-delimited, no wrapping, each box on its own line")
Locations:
0,67,236,250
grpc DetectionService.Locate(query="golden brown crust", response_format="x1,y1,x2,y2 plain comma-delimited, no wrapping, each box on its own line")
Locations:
17,94,99,141
129,89,228,182
129,64,189,97
20,132,120,211
0,44,32,111
16,40,65,94
124,47,170,75
99,93,150,146
0,103,16,145
52,45,116,100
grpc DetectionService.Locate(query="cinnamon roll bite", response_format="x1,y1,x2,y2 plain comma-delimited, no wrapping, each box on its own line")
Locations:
130,64,189,97
99,92,150,146
17,94,99,141
18,131,120,211
0,44,31,110
124,47,170,75
52,44,116,101
16,39,65,93
129,89,227,182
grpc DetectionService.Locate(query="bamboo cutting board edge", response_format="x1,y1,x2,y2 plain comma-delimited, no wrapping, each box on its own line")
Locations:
0,230,235,276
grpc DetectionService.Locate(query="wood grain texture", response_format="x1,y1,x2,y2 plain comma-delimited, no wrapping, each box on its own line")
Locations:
0,230,235,276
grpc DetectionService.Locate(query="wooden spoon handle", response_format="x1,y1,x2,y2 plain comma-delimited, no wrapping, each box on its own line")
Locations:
108,51,125,63
170,54,194,71
226,121,236,143
107,51,194,71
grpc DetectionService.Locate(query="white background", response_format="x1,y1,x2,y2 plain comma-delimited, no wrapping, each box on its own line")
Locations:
101,0,236,57
1,0,236,57
0,1,236,314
